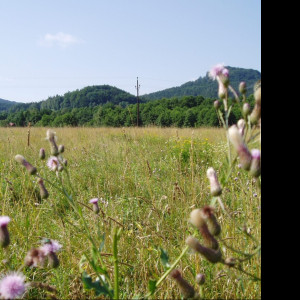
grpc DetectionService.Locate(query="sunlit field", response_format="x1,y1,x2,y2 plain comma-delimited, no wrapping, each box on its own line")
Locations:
0,126,260,299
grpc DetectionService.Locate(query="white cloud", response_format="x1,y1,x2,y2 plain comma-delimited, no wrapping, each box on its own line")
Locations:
38,32,83,48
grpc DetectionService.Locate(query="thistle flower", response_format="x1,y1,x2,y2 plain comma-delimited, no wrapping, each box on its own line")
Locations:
250,103,261,125
239,81,247,94
249,149,261,177
209,64,229,83
89,198,100,214
214,100,221,109
40,239,62,269
24,248,46,267
228,125,252,170
206,167,222,196
0,216,11,248
242,103,251,117
47,156,60,171
189,209,219,250
186,236,222,263
201,206,221,236
0,272,27,300
195,273,205,285
46,129,59,156
14,155,37,175
37,178,49,199
169,269,195,299
237,119,246,137
39,148,46,160
58,145,64,153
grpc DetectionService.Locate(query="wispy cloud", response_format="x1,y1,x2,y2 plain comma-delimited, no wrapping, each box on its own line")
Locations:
38,32,83,48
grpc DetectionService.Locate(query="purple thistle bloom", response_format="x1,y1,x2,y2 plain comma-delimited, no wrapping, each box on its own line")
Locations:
0,272,27,299
89,198,99,204
47,156,60,171
40,239,62,256
209,63,229,80
0,216,10,227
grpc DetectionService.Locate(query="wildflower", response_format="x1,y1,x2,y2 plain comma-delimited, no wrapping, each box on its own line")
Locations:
214,100,221,109
39,148,45,160
24,248,46,267
58,145,64,153
201,206,221,236
0,216,10,248
190,209,219,250
37,178,49,199
14,155,37,175
46,129,59,156
239,81,247,94
186,236,222,263
89,198,100,214
195,273,205,285
249,149,261,177
237,119,246,137
242,103,251,117
47,156,60,171
228,125,252,170
169,269,195,299
0,272,27,299
40,239,62,268
206,167,222,196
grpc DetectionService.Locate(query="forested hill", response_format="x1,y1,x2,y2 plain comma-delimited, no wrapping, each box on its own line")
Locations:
0,98,20,111
141,67,261,101
7,85,137,113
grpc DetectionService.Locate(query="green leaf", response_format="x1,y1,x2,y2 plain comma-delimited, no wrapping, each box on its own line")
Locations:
82,272,110,297
160,248,170,270
148,279,157,295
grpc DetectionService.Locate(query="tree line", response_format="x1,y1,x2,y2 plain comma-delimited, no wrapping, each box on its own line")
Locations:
0,95,254,127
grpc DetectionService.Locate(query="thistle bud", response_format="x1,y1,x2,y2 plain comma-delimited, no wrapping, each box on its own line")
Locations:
254,81,261,105
46,130,59,156
214,100,221,109
218,81,227,99
63,159,68,167
58,145,64,153
249,149,261,177
57,164,64,172
206,168,222,196
201,206,221,236
195,273,205,285
242,103,251,117
169,269,195,299
190,209,219,250
15,154,37,175
89,198,100,214
239,81,247,94
39,148,46,160
228,125,252,170
237,119,246,137
0,216,11,248
250,103,261,125
37,178,49,199
186,236,222,263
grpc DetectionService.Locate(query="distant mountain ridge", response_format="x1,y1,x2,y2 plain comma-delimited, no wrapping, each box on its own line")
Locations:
141,66,261,101
1,66,260,112
0,98,20,111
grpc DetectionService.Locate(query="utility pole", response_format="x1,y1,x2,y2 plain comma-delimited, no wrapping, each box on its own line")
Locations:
135,77,140,127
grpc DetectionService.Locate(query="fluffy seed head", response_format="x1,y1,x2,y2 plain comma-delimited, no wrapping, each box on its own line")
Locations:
190,209,205,228
0,272,27,299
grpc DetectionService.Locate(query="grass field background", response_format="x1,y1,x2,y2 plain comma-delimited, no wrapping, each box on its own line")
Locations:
0,127,261,299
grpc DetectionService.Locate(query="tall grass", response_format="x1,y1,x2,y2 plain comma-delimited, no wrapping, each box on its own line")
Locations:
0,126,260,299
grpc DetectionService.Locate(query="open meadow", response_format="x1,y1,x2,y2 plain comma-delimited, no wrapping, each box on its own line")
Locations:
0,126,261,299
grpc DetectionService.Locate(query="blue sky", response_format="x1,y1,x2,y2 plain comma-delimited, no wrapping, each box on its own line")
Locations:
0,0,261,103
